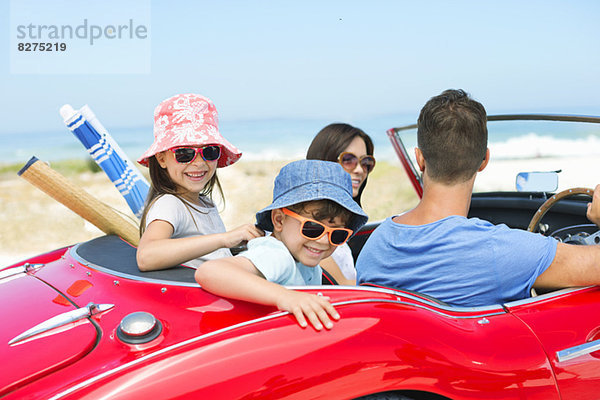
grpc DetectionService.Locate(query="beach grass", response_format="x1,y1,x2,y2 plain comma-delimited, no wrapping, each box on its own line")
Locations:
0,158,101,179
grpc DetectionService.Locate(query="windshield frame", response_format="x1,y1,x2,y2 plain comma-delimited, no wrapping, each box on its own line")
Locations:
388,114,600,197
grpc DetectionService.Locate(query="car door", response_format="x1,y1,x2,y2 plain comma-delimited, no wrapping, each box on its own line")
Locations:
506,287,600,399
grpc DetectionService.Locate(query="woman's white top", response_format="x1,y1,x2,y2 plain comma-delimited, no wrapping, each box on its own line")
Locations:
331,242,356,280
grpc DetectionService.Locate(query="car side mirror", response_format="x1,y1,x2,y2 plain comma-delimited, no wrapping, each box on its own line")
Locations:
515,171,559,192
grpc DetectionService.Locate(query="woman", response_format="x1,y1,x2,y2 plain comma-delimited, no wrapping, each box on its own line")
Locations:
307,123,375,284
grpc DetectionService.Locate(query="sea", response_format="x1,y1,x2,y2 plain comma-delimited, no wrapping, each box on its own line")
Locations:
2,114,600,166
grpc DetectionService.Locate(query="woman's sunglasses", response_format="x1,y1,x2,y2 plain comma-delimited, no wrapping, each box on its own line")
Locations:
281,208,353,246
170,145,221,164
338,152,376,173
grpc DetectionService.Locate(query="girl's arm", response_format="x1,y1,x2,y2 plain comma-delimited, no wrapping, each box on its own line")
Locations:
136,220,262,271
320,256,355,285
196,257,340,331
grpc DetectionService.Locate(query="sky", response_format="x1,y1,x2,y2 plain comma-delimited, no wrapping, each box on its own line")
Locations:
1,0,599,137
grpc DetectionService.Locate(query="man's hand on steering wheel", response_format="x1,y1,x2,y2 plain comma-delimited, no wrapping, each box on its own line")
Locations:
528,186,600,246
528,187,595,233
586,184,600,227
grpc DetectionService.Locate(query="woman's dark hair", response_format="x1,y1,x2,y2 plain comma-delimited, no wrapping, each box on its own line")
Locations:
139,155,223,236
306,123,374,206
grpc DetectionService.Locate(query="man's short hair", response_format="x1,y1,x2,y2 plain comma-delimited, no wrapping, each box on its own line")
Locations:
417,89,488,184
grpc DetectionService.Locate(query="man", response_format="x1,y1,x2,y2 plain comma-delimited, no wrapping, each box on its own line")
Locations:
356,89,600,307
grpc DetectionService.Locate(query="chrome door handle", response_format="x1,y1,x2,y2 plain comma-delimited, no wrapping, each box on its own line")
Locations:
557,339,600,362
9,302,114,345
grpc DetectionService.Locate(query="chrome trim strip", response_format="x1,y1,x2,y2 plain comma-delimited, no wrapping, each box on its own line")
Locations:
294,285,506,314
49,297,504,399
557,339,600,362
69,244,200,288
9,303,114,346
503,287,590,307
0,263,44,282
333,299,506,319
0,265,27,281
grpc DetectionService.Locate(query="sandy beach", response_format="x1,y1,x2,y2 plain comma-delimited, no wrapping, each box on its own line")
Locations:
0,159,419,266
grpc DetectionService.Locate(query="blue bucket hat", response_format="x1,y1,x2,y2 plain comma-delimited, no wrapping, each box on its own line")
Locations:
255,160,368,233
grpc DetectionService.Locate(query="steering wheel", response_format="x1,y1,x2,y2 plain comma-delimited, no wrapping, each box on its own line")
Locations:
527,187,595,237
527,188,596,297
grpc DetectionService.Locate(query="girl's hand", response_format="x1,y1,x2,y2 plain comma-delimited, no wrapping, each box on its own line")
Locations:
223,224,264,248
275,290,340,331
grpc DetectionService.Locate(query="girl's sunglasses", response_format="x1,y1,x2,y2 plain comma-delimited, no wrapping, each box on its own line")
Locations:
338,152,376,173
281,208,353,246
170,145,221,164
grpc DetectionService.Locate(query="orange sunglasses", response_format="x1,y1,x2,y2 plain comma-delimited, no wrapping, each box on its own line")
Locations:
281,208,353,246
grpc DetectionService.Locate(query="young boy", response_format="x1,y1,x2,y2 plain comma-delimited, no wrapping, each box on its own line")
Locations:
195,160,368,331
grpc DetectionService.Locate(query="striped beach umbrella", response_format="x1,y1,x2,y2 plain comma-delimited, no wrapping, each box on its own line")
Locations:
60,104,149,218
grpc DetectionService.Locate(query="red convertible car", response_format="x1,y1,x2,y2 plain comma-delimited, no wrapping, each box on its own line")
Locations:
2,115,600,399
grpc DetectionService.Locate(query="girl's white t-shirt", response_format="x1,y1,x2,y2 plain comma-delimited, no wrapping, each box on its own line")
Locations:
145,194,232,268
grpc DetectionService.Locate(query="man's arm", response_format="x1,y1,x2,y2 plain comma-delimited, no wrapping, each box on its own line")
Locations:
195,257,340,330
534,243,600,289
534,184,600,289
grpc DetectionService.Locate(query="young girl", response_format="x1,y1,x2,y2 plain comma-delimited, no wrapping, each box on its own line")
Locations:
306,123,375,284
136,93,263,271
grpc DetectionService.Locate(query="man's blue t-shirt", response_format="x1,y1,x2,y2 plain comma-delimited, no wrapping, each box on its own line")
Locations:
356,216,558,307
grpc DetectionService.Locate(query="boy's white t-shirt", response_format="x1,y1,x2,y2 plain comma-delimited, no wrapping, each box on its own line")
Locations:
145,194,232,268
237,236,322,286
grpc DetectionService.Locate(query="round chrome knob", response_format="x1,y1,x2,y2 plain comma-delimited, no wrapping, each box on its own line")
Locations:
120,312,156,336
117,311,162,344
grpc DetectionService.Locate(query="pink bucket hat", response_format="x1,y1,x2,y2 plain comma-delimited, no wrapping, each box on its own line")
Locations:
137,93,242,168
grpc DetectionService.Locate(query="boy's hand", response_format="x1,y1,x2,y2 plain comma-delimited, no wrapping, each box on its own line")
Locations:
276,290,340,331
223,224,264,248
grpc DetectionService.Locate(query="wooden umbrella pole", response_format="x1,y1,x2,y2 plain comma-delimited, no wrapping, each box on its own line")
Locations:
18,156,140,246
